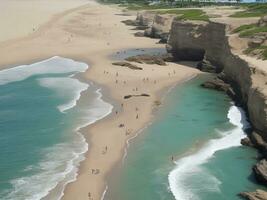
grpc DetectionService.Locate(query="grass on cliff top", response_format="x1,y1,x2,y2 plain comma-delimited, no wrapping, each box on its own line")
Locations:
233,24,267,37
244,45,267,60
240,26,267,37
157,9,209,21
230,3,267,18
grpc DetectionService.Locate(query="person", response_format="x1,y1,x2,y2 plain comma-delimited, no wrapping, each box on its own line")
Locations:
171,156,174,161
136,114,139,119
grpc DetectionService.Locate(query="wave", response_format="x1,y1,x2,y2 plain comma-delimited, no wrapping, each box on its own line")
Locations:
0,56,88,86
168,105,250,200
0,57,113,200
38,77,89,112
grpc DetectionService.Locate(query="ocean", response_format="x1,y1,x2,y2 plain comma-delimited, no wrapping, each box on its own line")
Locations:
104,75,260,200
0,57,113,200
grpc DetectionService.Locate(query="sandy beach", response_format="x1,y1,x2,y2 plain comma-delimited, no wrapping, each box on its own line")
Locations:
0,1,200,199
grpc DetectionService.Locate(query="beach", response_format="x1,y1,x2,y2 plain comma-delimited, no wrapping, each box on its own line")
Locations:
0,1,200,199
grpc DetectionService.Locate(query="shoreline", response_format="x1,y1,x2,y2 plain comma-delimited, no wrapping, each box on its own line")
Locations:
102,72,199,200
0,1,200,199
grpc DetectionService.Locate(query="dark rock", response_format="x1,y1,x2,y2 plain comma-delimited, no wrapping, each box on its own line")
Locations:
118,124,125,128
201,78,230,92
134,32,145,37
166,44,173,53
226,87,236,99
124,93,150,99
253,159,267,185
121,19,138,26
248,38,264,48
250,132,267,157
132,26,148,30
144,27,152,37
161,53,174,62
125,54,166,66
239,189,267,200
241,137,254,147
112,62,142,70
159,37,168,44
197,59,217,73
158,33,169,44
140,93,150,97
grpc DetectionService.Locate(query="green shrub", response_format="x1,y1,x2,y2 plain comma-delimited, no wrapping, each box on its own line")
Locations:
158,9,209,21
231,3,267,18
239,26,267,37
232,24,257,33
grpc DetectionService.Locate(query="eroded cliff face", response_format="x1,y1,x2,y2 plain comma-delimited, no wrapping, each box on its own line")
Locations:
167,19,267,138
135,12,173,42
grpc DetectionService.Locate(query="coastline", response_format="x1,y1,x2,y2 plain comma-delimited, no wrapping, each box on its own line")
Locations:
0,1,200,199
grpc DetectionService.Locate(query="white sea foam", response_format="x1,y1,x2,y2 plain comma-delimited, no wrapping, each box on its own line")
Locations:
0,56,88,86
168,106,250,200
38,77,89,112
0,57,113,200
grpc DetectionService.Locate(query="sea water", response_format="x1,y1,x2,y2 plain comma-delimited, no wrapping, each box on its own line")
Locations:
105,75,259,200
0,57,113,200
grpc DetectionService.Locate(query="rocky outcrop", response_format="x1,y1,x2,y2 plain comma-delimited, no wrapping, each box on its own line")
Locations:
253,159,267,185
122,12,154,29
167,19,267,140
136,12,154,27
240,189,267,200
112,61,142,70
125,54,167,65
124,93,150,99
134,12,174,43
197,59,217,73
144,14,174,40
167,18,267,195
201,77,237,99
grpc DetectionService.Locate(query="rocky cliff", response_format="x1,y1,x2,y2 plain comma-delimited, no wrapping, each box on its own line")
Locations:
134,12,174,43
167,19,267,139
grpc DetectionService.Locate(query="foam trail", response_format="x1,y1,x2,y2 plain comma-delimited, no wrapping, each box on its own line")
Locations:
0,56,88,86
168,106,249,200
38,77,89,112
0,57,113,200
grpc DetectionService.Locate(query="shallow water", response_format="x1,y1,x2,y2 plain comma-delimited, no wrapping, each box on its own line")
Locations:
105,75,259,200
110,47,167,61
0,57,112,200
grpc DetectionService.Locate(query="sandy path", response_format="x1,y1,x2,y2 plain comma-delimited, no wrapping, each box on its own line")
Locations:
0,1,200,200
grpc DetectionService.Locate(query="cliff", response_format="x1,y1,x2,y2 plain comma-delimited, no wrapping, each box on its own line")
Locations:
134,12,174,42
167,19,267,138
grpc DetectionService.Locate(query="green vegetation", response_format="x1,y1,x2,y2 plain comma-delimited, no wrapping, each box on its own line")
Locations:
233,23,267,37
231,3,267,18
244,45,267,60
158,9,209,21
99,0,242,10
233,24,257,33
240,26,267,37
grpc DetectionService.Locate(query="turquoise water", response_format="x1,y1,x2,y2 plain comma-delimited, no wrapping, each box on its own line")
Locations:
0,57,112,200
105,75,259,200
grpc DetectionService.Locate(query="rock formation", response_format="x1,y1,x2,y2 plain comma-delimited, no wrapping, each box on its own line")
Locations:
124,93,150,99
167,18,267,139
166,16,267,197
253,159,267,185
240,189,267,200
112,61,143,70
125,54,166,65
132,12,174,43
